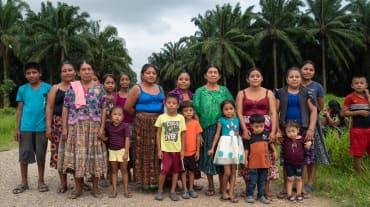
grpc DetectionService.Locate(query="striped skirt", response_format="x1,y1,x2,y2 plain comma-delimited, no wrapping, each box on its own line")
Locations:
62,120,107,178
199,125,223,175
133,113,160,190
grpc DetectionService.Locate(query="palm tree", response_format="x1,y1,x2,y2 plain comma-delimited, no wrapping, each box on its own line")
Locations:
253,0,303,89
191,3,254,89
0,0,28,107
305,0,366,91
22,1,89,82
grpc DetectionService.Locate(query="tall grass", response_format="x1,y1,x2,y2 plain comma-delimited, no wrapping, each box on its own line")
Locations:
0,108,17,151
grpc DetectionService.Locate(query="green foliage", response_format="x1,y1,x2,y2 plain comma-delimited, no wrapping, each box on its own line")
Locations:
316,129,370,206
0,79,16,94
0,107,16,151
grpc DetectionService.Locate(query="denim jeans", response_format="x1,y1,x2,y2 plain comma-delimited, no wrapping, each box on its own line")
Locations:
246,168,268,198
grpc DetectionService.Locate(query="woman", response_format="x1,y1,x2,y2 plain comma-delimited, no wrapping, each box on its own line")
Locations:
46,62,76,193
300,60,330,195
193,64,233,196
275,67,317,200
235,67,278,200
124,64,164,190
62,61,107,198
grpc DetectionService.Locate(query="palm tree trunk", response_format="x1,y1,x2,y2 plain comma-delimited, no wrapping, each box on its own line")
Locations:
273,40,278,89
2,45,10,108
321,37,327,92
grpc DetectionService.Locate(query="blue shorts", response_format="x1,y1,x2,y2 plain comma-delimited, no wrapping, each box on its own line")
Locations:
285,163,303,180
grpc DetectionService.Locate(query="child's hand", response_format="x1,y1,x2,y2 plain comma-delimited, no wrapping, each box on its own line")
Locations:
242,129,251,140
207,149,214,156
276,131,283,144
358,110,370,117
62,128,68,141
157,151,163,159
195,151,200,161
305,141,312,150
244,159,248,168
97,128,105,140
14,130,20,142
123,153,129,162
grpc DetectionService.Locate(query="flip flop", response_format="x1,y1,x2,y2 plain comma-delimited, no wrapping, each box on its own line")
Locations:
12,184,29,194
68,191,82,199
124,192,133,198
230,197,239,203
205,188,215,196
38,183,49,192
220,196,231,202
277,191,287,199
91,190,103,198
109,192,117,198
57,185,67,193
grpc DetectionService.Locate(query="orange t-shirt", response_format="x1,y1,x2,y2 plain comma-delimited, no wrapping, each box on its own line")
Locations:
184,119,203,156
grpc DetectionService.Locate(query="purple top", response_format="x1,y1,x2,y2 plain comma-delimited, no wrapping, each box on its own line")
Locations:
105,121,130,150
282,136,305,165
168,87,194,103
115,92,134,123
64,83,106,125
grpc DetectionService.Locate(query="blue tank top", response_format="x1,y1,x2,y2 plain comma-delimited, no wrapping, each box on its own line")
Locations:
135,84,164,113
286,93,302,124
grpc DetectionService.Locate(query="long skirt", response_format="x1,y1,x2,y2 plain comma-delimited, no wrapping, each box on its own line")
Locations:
50,115,62,169
133,113,160,190
63,120,107,178
199,125,223,175
306,120,331,165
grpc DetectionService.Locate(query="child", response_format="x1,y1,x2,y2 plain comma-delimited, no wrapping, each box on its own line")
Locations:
208,100,245,203
179,101,202,199
321,100,346,135
105,106,131,198
154,93,186,201
244,114,276,204
13,62,51,194
281,121,312,202
341,75,370,174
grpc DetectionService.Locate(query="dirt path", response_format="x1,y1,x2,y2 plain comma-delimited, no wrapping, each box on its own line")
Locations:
0,148,337,207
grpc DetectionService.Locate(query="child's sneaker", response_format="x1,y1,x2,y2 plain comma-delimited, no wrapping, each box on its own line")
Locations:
170,192,180,201
181,191,190,199
155,192,164,201
189,189,198,198
245,196,255,203
259,196,271,204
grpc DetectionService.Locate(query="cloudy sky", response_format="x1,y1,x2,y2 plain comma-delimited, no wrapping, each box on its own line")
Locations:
27,0,259,75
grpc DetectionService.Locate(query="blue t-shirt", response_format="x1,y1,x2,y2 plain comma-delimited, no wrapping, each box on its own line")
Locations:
218,117,240,137
16,82,51,131
286,93,302,124
305,81,324,106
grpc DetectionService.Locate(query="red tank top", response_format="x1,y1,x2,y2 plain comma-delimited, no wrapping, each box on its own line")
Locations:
242,89,271,131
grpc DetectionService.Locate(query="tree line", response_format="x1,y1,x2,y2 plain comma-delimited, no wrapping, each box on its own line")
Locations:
149,0,370,97
0,0,136,107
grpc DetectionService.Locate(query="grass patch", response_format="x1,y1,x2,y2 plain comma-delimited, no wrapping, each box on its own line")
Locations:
0,108,17,151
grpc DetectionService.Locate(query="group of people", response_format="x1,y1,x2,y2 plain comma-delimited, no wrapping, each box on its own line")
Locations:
12,60,369,204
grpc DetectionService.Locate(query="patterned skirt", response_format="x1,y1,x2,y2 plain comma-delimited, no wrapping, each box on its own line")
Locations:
62,120,107,178
133,113,160,190
214,135,244,165
199,125,223,175
306,120,331,165
50,115,62,169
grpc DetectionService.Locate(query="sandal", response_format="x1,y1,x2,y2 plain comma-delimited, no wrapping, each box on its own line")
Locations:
12,184,29,194
38,183,49,192
57,185,67,193
109,192,117,198
220,196,230,202
304,184,314,193
302,192,312,199
277,191,287,199
90,190,103,198
124,192,133,198
230,197,239,203
296,194,304,202
205,188,215,196
68,191,82,199
287,195,296,202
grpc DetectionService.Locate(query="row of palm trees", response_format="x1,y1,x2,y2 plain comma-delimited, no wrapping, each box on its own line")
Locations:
0,0,135,107
149,0,370,95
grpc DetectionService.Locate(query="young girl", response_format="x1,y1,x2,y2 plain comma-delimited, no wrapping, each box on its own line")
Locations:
193,65,233,196
275,67,317,199
208,100,244,203
301,61,330,195
115,73,134,180
281,121,312,202
179,101,202,199
105,106,131,198
62,60,107,199
321,100,346,134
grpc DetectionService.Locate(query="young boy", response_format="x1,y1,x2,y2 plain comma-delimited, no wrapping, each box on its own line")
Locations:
13,62,51,194
341,75,370,174
244,114,273,204
154,93,186,201
179,101,202,199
